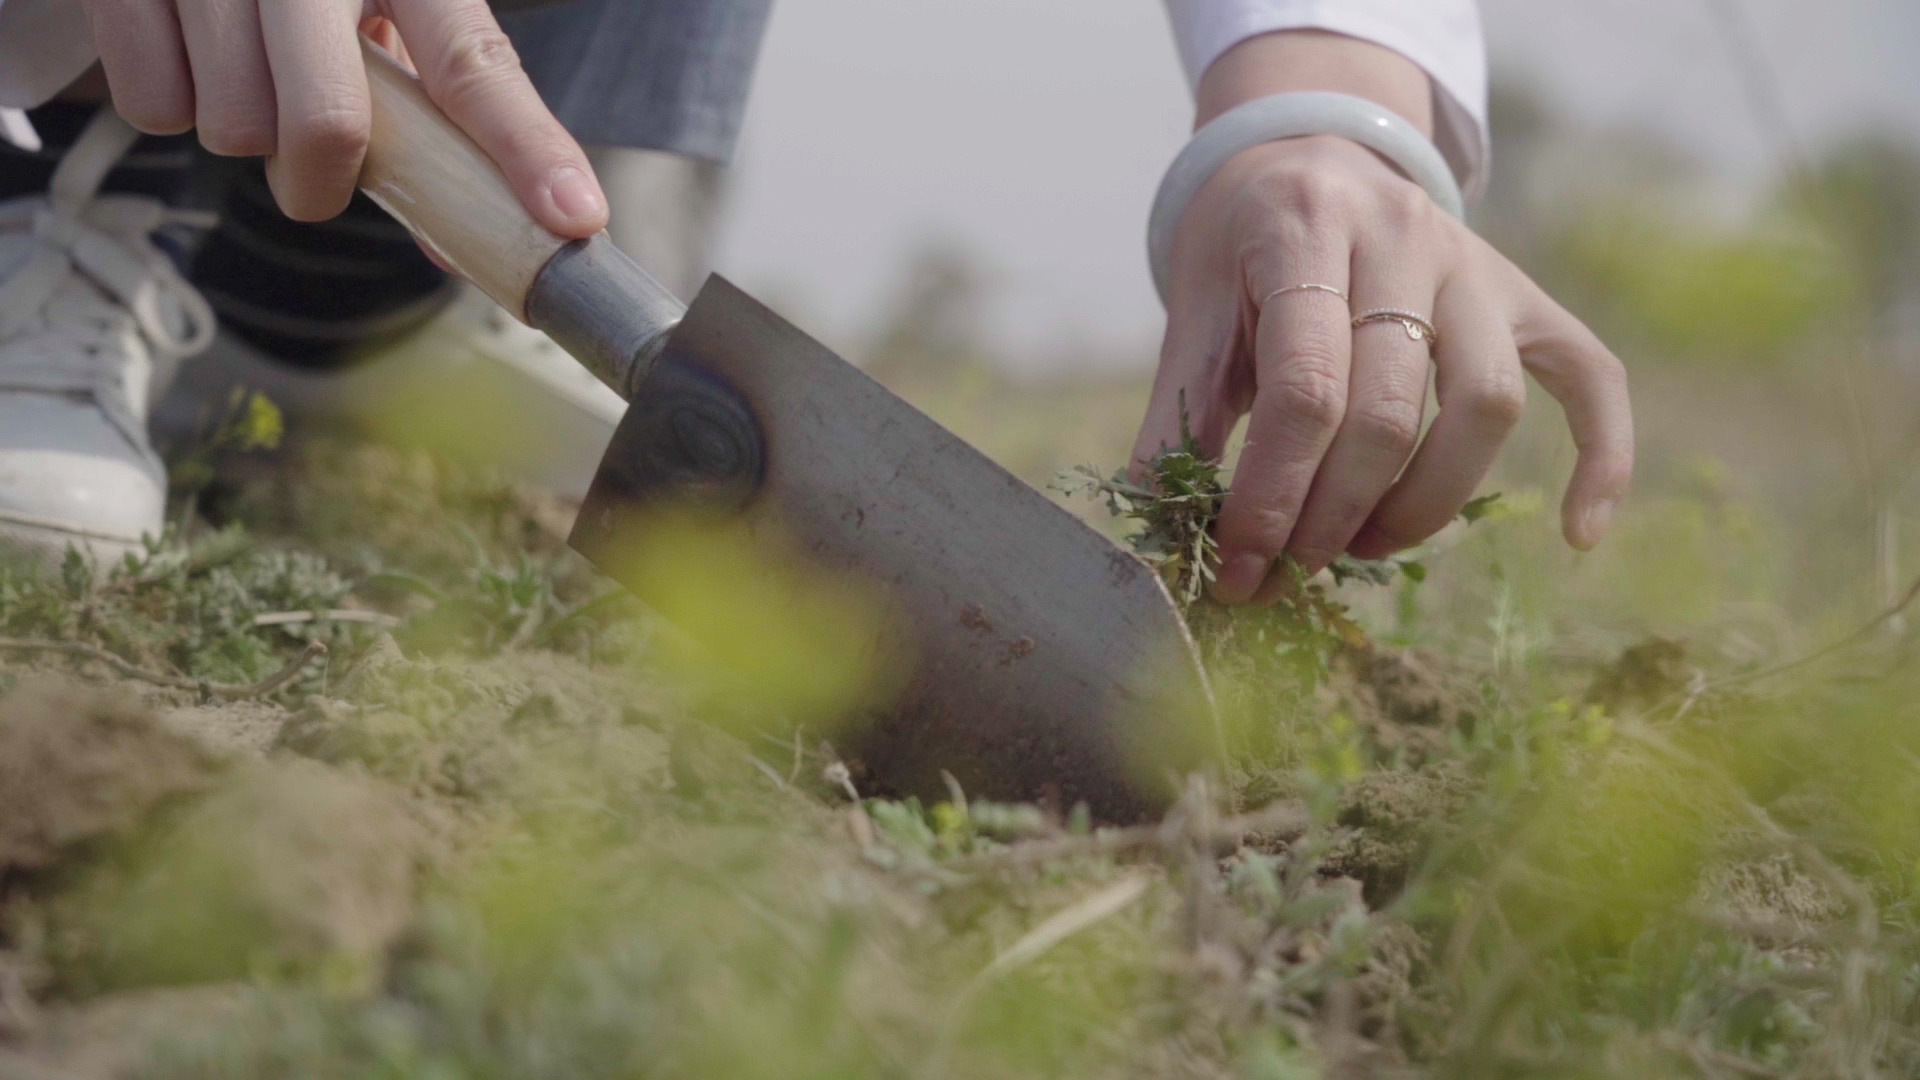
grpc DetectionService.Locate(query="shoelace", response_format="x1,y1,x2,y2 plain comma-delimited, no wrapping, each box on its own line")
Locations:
0,109,216,397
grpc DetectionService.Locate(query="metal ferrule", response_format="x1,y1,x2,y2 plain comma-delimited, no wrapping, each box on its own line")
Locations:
524,233,687,402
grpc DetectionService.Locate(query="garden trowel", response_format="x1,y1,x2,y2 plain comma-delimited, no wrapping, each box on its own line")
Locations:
356,39,1213,820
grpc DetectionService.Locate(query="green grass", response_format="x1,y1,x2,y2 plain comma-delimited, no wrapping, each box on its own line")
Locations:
5,122,1920,1080
0,425,1912,1080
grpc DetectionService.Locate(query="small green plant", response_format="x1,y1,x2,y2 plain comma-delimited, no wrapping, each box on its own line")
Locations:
0,524,362,690
165,387,285,506
1058,411,1500,691
1056,407,1225,610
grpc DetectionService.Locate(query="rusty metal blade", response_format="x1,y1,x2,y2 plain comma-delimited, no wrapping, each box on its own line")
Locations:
570,276,1215,820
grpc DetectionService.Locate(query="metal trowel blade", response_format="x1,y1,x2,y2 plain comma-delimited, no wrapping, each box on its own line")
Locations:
570,276,1215,820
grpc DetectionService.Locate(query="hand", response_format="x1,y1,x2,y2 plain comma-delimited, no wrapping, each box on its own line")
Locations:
79,0,606,237
1132,131,1633,605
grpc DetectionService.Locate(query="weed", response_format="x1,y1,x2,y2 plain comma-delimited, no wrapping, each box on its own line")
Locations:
164,387,284,514
1056,407,1227,610
1059,419,1500,705
0,369,1916,1080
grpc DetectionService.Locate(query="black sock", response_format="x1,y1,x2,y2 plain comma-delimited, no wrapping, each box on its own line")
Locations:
0,101,196,205
188,156,455,369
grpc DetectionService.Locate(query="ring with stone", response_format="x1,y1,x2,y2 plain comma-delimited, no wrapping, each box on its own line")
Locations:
1352,307,1439,354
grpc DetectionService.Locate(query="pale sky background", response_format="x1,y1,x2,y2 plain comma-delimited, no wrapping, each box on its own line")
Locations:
710,0,1920,373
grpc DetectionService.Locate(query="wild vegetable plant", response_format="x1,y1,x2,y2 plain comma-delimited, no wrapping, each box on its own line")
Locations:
1058,412,1500,693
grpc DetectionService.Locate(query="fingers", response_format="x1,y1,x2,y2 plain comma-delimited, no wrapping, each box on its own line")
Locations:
177,0,276,156
1348,273,1524,559
79,0,195,133
1209,231,1354,605
258,0,371,220
1143,133,1630,612
386,0,607,237
1129,302,1249,482
1281,189,1439,576
1508,269,1635,548
1129,162,1267,483
358,16,413,71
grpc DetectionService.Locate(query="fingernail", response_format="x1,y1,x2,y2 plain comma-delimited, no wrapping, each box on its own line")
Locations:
1211,551,1270,605
548,165,605,225
1579,497,1617,548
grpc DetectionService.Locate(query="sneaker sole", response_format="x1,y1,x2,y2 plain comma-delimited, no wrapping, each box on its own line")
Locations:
0,507,145,565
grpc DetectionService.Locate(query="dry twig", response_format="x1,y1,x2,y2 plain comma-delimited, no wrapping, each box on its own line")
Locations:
504,596,547,651
1703,570,1920,693
253,609,400,629
823,759,876,849
975,874,1152,984
0,637,327,701
940,798,1309,876
923,874,1153,1079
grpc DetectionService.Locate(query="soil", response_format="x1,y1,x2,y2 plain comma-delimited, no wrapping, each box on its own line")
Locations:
0,634,670,1073
278,634,675,810
1335,645,1479,764
0,679,222,877
0,484,1880,1078
1586,637,1693,713
0,985,251,1080
1699,849,1847,953
40,758,424,997
1323,766,1478,907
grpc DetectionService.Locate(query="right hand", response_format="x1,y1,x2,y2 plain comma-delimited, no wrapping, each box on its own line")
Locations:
80,0,606,237
1135,134,1634,605
1131,28,1634,607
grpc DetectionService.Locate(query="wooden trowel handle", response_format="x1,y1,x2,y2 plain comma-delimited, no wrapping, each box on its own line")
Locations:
356,36,689,399
357,37,559,318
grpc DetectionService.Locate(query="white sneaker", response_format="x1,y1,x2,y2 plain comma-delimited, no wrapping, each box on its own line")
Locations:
157,284,626,500
0,109,215,563
152,145,729,507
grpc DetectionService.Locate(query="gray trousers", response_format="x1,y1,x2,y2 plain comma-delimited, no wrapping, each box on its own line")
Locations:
499,0,774,165
497,0,771,295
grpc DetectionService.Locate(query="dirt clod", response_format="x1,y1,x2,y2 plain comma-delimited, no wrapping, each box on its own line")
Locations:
279,641,670,808
1323,766,1476,906
1587,637,1692,713
46,760,422,995
0,680,220,877
1336,647,1477,763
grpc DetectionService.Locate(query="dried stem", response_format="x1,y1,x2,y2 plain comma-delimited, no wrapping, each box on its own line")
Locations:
939,798,1308,876
1704,570,1920,693
921,874,1153,1080
0,637,327,701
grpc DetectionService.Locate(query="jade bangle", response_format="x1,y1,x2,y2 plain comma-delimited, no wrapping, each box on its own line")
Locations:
1147,91,1465,306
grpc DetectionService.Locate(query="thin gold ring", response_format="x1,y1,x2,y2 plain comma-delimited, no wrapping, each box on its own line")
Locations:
1352,307,1439,353
1261,283,1349,306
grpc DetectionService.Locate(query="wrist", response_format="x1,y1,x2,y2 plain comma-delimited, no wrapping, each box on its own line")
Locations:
1196,29,1432,138
1225,132,1401,180
1147,91,1464,302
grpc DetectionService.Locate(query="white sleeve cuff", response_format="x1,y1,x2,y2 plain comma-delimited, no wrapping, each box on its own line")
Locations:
1162,0,1489,204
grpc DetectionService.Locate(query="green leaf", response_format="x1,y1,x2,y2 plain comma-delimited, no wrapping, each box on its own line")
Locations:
1460,492,1504,525
1328,556,1398,587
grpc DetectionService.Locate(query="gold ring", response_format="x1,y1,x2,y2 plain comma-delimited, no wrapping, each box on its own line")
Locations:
1352,307,1439,353
1261,283,1349,306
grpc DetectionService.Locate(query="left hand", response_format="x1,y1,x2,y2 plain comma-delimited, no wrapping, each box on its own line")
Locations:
1131,132,1633,605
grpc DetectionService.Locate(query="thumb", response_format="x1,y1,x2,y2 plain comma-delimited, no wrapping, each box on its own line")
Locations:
384,0,607,238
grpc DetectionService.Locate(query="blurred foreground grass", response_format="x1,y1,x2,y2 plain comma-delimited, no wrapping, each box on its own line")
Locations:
3,110,1920,1080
